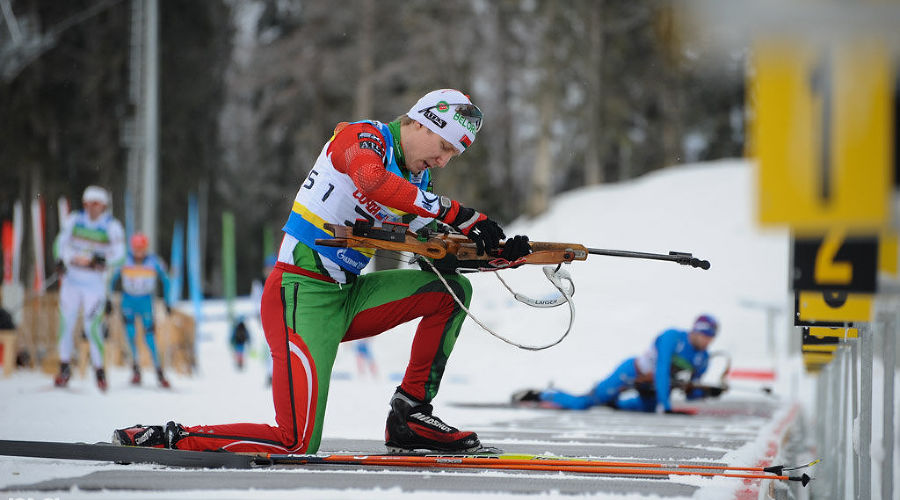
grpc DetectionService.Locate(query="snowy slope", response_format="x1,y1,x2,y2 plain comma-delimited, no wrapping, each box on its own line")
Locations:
0,159,799,499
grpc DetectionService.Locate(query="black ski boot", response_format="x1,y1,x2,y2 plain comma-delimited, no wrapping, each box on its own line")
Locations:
157,368,171,389
53,362,71,388
165,421,188,449
112,424,165,447
96,367,108,392
511,388,542,404
384,387,481,453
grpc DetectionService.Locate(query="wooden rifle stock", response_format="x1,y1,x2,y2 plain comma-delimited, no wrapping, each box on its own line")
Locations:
315,221,708,270
317,223,588,266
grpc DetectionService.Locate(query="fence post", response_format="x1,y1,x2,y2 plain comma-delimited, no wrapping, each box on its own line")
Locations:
851,339,860,500
881,309,895,500
859,323,873,500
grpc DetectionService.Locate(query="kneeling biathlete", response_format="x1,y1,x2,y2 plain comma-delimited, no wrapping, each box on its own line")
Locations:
113,89,531,454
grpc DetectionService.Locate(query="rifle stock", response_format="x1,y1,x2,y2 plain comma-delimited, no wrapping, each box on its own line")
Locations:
320,223,448,259
318,223,588,266
315,221,708,270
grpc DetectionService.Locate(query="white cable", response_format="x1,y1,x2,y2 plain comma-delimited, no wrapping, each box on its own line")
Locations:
420,259,576,351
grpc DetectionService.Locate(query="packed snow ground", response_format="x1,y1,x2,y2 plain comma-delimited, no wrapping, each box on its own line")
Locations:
0,159,882,498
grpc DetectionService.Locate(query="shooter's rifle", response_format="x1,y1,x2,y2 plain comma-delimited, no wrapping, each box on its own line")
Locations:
317,220,711,270
316,221,711,351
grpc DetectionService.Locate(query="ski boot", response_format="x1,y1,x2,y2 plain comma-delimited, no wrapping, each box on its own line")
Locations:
95,367,108,392
130,365,142,386
510,388,542,404
157,368,171,389
165,421,188,449
53,362,71,388
384,387,481,453
112,424,165,447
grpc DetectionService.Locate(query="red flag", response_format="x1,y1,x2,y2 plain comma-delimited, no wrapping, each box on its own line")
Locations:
2,221,12,284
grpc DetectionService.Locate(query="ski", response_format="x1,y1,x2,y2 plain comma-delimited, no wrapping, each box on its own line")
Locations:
0,439,256,469
0,439,816,485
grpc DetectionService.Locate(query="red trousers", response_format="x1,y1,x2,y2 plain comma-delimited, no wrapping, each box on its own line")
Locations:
174,264,472,454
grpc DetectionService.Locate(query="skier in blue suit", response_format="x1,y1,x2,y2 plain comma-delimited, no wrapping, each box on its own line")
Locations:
110,232,172,388
514,315,721,413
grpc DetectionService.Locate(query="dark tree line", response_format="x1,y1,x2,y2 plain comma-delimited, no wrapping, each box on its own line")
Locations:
1,0,744,296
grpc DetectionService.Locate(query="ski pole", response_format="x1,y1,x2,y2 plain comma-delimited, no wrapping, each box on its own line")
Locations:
587,248,710,269
261,454,812,483
261,454,810,485
264,453,817,475
268,453,815,475
420,462,811,485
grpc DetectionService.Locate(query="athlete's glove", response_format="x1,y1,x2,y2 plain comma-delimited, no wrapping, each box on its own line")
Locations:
437,197,504,256
702,386,725,398
90,253,107,270
501,235,531,262
687,385,726,399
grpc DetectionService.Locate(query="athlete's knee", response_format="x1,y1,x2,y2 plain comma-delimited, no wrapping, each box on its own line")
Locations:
445,274,472,304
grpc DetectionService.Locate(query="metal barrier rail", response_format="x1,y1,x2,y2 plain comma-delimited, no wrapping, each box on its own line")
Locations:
811,300,897,499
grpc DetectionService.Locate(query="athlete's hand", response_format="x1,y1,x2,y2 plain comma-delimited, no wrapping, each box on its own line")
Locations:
72,256,92,268
703,386,725,398
438,198,505,256
90,253,107,270
466,218,504,256
501,235,531,262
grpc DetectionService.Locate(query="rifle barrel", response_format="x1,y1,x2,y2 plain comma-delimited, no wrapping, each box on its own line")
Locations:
586,248,710,270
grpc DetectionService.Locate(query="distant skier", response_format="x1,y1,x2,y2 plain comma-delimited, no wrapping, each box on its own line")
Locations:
109,232,172,388
230,315,251,370
54,186,125,391
355,339,378,378
513,315,724,413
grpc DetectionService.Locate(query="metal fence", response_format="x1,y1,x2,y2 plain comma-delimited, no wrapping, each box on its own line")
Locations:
811,300,897,499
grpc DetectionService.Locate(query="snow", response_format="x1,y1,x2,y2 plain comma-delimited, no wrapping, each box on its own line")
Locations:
0,159,858,498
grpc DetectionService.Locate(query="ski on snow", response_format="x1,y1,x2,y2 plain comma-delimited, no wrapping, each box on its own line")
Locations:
0,439,814,485
0,439,256,468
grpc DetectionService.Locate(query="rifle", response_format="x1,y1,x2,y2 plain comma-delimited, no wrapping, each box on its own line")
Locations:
315,220,711,351
316,220,711,270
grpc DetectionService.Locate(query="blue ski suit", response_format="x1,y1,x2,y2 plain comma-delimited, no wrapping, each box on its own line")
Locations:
109,252,171,368
542,329,710,412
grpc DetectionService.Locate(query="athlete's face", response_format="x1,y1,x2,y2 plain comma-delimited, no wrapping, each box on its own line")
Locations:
689,331,714,351
84,201,106,220
402,122,460,174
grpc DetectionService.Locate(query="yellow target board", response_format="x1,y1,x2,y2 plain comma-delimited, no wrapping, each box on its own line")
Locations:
753,38,892,230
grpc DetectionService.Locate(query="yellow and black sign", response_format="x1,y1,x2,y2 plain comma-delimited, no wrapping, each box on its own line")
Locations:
795,290,873,325
801,326,858,344
792,230,878,292
801,326,856,370
803,352,835,370
753,38,893,231
791,228,876,325
807,326,858,340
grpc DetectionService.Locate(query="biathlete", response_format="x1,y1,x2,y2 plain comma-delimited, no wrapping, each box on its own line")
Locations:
109,232,172,388
513,315,723,413
113,89,532,453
